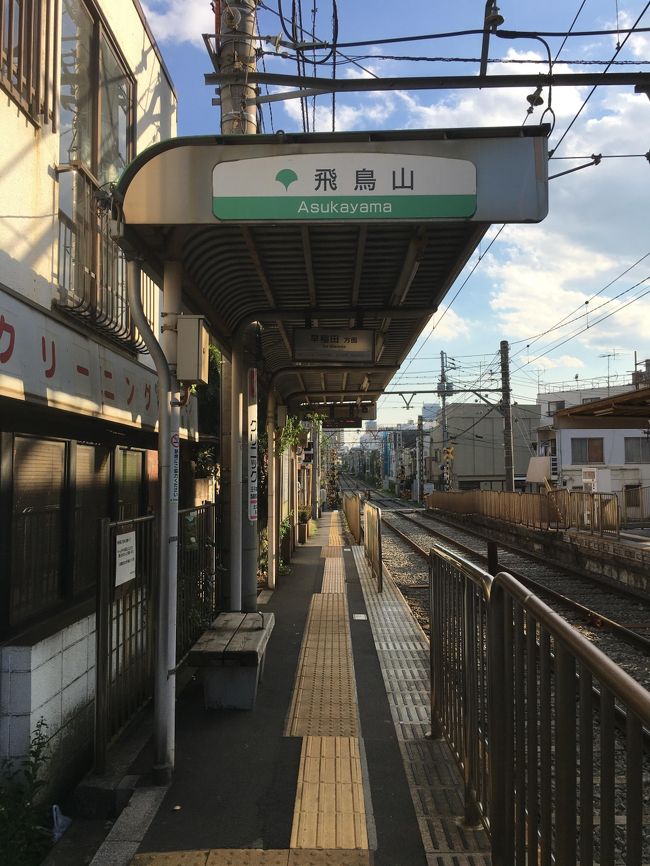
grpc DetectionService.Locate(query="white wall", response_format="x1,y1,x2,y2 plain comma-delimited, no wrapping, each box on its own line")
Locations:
1,615,95,769
557,427,650,491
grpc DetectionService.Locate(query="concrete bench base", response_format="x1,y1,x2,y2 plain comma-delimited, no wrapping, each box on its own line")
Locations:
188,611,275,711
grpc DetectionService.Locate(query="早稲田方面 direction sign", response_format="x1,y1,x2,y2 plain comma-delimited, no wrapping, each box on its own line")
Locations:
212,153,476,222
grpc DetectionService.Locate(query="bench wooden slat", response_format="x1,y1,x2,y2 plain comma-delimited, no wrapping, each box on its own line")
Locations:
223,613,274,662
187,611,274,668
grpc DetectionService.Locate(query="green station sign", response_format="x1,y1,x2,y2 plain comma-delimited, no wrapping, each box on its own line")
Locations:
212,153,477,222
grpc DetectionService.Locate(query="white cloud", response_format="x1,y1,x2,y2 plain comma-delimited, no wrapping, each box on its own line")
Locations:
617,11,650,59
483,225,650,360
142,0,214,46
392,50,588,130
426,306,474,341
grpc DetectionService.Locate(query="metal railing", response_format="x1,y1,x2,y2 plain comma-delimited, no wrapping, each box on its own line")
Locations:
429,542,650,865
363,501,382,592
342,491,362,544
95,503,219,772
177,504,219,662
57,169,158,352
426,488,621,536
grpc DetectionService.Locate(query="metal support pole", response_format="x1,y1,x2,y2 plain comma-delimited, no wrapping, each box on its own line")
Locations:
311,420,320,519
126,259,178,783
266,391,277,588
220,355,232,608
230,340,243,611
500,340,515,492
242,363,258,612
159,260,182,781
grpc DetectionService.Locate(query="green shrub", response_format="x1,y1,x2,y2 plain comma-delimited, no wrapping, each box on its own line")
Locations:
0,719,51,866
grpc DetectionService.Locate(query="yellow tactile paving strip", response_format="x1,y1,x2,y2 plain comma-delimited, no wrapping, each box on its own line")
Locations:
322,559,345,594
132,850,371,865
328,515,345,547
320,546,344,558
285,593,358,737
290,737,368,850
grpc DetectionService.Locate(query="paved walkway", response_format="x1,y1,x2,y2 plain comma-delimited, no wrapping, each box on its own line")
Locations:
84,511,490,866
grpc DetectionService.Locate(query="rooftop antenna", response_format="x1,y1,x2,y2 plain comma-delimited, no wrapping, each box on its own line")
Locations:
599,351,618,396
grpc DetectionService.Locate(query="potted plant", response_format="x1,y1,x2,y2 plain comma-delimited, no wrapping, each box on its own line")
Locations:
297,506,310,543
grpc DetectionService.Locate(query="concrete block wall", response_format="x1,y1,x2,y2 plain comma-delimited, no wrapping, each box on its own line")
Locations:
0,614,96,774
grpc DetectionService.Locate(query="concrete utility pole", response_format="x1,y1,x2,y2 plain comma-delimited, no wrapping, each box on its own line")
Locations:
500,339,515,492
219,0,259,134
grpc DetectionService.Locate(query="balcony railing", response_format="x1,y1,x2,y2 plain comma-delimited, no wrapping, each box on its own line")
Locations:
56,167,158,351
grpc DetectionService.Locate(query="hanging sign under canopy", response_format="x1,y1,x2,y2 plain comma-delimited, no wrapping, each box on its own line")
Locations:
293,328,375,363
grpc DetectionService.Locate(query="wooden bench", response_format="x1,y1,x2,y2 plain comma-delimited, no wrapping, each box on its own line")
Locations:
187,611,275,710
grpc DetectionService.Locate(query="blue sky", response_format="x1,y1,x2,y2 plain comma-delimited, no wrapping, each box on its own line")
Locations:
142,1,650,425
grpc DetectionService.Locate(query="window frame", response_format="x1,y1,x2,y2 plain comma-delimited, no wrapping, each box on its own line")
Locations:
570,436,604,464
56,0,145,351
624,436,650,464
0,0,57,127
0,431,148,637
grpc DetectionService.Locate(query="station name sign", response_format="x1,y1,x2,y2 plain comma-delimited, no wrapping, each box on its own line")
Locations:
293,328,375,363
322,418,362,429
212,153,476,222
297,402,377,422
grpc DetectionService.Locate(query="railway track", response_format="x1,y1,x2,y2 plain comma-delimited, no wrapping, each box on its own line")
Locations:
380,508,650,691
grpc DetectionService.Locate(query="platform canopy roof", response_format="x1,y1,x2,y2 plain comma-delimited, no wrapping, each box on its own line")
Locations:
115,127,548,410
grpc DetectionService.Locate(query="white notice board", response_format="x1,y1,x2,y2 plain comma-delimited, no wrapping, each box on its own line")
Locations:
115,531,136,587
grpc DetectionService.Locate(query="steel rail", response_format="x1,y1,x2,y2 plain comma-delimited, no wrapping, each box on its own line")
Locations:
382,512,650,655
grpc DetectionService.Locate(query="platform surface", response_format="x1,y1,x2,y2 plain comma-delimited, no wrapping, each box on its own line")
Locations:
88,511,490,866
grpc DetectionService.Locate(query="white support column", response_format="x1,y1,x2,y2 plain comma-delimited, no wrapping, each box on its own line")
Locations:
311,421,320,519
266,391,277,589
242,366,258,612
230,340,243,611
156,260,182,782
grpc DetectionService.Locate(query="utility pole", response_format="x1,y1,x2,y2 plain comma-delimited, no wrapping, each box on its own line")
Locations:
416,414,423,505
218,0,259,134
439,351,449,490
500,339,515,492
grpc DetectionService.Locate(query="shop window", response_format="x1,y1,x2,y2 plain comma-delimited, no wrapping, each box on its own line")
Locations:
570,437,604,464
624,437,650,463
0,0,57,124
10,437,66,623
117,448,144,520
4,435,148,633
74,444,110,593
